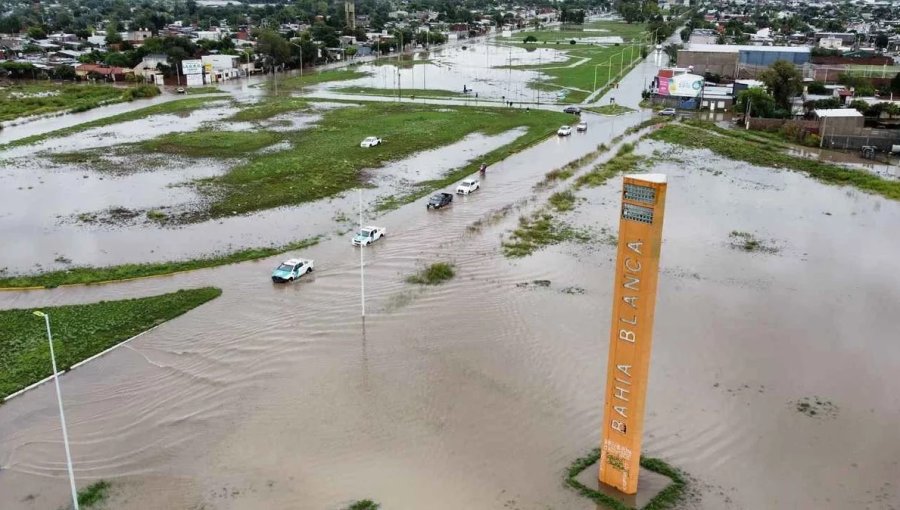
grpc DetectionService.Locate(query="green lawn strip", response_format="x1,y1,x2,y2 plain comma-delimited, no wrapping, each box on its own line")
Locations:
565,448,687,510
521,45,646,104
1,82,132,123
334,86,463,98
77,480,111,508
135,130,284,158
650,123,900,201
227,97,310,122
275,68,370,89
0,288,221,399
0,96,229,150
198,102,569,218
575,145,644,188
502,210,591,258
372,57,431,68
405,262,455,285
185,86,222,94
0,237,319,289
584,104,636,115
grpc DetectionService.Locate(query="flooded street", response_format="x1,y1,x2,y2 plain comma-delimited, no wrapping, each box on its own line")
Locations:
2,46,899,510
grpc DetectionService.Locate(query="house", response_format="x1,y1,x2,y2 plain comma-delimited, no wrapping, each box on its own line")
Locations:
75,63,129,81
124,28,153,44
201,54,240,82
133,53,168,83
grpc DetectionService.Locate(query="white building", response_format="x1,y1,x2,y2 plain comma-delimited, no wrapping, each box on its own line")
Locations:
201,54,240,82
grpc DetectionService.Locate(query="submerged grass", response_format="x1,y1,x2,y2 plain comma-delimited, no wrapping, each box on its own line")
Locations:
334,86,463,98
0,82,154,123
345,500,380,510
226,97,309,122
548,190,577,211
406,262,455,285
0,237,318,289
276,68,370,89
502,212,590,258
136,130,284,157
77,480,111,508
539,143,609,188
575,152,645,188
0,288,221,399
584,104,636,115
1,96,228,150
651,123,900,201
565,448,687,510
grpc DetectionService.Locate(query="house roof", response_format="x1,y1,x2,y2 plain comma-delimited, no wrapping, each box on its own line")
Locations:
814,109,864,118
76,63,127,75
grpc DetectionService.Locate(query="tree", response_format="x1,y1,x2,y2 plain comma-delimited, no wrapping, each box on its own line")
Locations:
736,88,777,118
849,99,869,113
27,26,47,39
890,72,900,94
523,35,537,43
106,19,123,45
875,33,889,50
256,29,291,66
806,81,827,94
759,60,803,111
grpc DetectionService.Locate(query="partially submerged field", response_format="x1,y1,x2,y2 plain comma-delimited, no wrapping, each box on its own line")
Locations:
0,287,221,399
0,82,161,123
510,20,647,43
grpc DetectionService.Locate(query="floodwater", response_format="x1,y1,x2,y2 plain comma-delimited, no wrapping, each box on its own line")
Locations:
319,43,572,103
2,123,899,510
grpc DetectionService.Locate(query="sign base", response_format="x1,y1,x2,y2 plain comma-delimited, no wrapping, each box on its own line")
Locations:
574,460,673,509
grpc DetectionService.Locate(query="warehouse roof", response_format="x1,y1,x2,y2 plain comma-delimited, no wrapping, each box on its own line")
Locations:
814,109,864,118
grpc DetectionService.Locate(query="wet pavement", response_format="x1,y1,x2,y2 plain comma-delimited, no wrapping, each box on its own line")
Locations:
2,44,900,510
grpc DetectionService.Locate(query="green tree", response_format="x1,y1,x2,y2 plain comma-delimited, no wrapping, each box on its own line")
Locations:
736,87,777,118
890,72,900,94
27,26,47,39
256,29,291,66
759,60,803,111
105,19,123,45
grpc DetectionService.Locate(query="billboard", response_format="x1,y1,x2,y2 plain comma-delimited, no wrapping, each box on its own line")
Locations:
657,73,703,97
181,59,203,75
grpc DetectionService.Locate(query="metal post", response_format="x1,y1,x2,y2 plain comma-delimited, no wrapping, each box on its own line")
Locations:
359,191,365,318
36,312,79,510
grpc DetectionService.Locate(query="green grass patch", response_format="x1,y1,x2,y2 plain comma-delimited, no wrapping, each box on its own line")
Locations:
276,69,370,90
334,86,463,99
345,500,380,510
650,123,900,201
0,237,318,289
565,448,687,510
77,480,111,508
576,152,645,188
227,97,309,122
0,288,221,399
195,102,568,219
136,130,284,158
406,262,455,285
584,104,636,115
1,96,227,150
539,144,610,187
502,211,590,258
372,56,431,68
1,83,130,123
549,190,577,211
185,86,222,94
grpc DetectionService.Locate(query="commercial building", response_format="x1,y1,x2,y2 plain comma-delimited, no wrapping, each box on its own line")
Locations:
677,44,811,79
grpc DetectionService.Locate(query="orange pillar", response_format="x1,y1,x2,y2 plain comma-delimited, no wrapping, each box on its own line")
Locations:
598,174,668,494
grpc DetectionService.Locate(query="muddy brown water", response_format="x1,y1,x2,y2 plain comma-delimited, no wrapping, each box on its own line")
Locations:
2,127,899,509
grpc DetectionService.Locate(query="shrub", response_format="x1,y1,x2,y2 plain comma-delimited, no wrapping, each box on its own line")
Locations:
406,262,455,285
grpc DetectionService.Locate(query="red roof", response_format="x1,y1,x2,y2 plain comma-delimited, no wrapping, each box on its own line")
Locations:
77,64,127,75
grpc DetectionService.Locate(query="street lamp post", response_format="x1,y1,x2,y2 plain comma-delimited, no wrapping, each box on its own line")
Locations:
289,41,304,78
33,311,79,510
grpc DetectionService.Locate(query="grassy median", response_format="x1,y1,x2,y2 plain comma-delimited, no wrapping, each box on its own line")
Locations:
0,237,318,289
651,122,900,201
0,82,154,123
0,288,221,400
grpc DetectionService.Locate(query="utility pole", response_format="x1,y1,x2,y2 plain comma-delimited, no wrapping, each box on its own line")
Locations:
359,190,365,320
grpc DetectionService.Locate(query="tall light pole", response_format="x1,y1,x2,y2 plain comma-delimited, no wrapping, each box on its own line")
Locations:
289,41,304,78
33,311,79,510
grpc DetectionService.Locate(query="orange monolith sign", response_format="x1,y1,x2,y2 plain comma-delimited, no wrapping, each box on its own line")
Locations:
598,173,667,495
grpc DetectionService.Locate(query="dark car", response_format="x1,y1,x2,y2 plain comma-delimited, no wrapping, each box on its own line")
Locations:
563,106,581,114
427,192,453,209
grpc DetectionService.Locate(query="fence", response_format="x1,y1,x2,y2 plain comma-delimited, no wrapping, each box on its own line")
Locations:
748,117,817,132
820,127,900,152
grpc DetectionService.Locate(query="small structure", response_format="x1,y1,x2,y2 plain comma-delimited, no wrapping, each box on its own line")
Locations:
814,108,865,135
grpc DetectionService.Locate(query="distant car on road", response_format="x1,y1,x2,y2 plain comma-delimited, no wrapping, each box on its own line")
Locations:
360,136,382,148
563,106,581,114
427,192,453,209
659,108,677,116
352,226,386,246
272,258,314,283
557,125,573,136
176,87,186,94
456,178,480,194
576,121,587,132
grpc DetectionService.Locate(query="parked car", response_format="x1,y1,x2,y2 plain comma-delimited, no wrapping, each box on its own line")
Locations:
360,136,382,148
456,178,480,194
576,121,588,132
563,106,581,114
176,87,186,94
427,192,453,209
557,125,573,136
352,226,386,246
659,108,677,116
271,258,314,283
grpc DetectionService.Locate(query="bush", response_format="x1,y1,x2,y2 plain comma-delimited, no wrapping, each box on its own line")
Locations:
570,39,577,45
406,262,455,285
523,35,537,43
807,80,828,94
123,84,161,100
